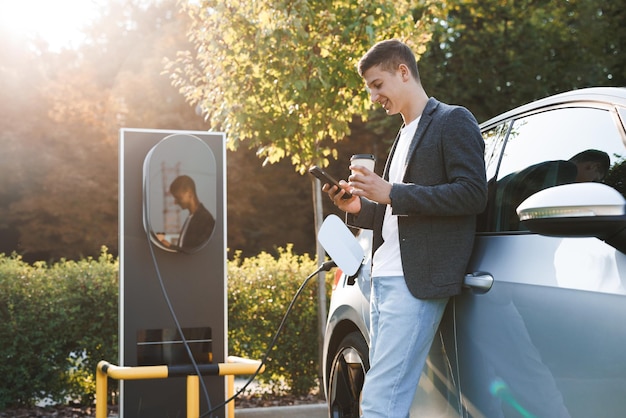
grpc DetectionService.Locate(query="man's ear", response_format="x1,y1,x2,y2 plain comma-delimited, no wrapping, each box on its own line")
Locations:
399,63,410,81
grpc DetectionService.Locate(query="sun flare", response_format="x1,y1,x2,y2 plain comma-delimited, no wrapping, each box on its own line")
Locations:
0,0,103,50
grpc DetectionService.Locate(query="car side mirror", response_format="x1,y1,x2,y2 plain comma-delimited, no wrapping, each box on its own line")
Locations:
517,183,626,253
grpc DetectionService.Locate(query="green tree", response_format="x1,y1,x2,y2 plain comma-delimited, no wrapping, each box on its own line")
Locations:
165,0,445,379
2,0,623,263
0,0,325,262
166,0,441,171
419,0,626,122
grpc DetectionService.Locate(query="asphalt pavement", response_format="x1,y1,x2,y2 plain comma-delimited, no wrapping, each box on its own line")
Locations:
234,403,327,418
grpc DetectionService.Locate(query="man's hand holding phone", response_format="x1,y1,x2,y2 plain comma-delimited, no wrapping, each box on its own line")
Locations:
309,166,361,214
309,166,352,199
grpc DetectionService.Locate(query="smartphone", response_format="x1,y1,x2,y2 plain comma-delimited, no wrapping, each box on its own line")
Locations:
309,166,352,199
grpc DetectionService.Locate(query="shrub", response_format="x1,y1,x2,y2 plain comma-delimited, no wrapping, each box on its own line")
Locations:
0,249,118,408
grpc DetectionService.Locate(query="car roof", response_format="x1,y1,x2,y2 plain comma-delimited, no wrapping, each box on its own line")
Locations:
480,87,626,129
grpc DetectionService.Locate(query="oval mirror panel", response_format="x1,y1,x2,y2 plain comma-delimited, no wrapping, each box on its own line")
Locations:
143,134,217,253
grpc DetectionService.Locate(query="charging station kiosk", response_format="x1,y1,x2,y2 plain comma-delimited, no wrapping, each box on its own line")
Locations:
119,129,226,417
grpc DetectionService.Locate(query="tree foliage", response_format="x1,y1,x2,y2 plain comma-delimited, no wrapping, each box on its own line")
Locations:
0,0,624,262
166,0,442,172
0,0,209,261
419,0,626,122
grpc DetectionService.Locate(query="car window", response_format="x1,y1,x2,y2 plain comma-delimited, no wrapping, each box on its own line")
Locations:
476,122,510,232
482,106,626,233
482,121,510,180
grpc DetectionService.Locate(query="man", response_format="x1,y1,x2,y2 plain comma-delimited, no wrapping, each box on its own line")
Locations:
323,39,487,417
163,175,215,252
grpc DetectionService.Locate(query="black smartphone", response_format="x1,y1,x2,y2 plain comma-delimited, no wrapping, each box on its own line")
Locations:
309,166,352,199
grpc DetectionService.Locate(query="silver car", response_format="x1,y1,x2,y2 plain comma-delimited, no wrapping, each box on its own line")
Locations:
323,87,626,418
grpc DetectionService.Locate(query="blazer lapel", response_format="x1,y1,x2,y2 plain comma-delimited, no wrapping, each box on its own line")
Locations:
406,98,438,159
382,98,440,181
401,98,438,177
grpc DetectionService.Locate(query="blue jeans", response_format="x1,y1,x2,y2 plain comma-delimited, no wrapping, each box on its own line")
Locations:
360,276,449,418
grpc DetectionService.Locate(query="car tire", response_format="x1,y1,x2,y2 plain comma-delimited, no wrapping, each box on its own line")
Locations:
328,331,369,418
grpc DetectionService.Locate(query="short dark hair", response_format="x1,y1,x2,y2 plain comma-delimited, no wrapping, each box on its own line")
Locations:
358,39,420,81
569,149,610,176
170,175,197,195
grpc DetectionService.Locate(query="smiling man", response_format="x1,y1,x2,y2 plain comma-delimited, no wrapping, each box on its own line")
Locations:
323,39,487,417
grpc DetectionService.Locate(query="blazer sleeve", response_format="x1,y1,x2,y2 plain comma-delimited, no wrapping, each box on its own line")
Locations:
346,197,378,230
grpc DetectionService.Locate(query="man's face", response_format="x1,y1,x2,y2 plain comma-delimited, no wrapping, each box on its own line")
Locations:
363,64,407,116
172,189,193,210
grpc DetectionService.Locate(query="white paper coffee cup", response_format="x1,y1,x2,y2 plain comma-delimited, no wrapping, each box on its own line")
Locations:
350,154,376,174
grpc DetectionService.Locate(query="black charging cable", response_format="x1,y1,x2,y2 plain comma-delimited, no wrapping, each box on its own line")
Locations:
201,259,336,417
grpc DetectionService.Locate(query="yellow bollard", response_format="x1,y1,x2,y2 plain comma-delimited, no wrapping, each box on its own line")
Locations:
95,357,263,418
227,373,235,418
187,375,200,418
96,361,109,418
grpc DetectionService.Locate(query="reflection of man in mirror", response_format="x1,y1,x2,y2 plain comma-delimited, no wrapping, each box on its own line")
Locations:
160,175,215,251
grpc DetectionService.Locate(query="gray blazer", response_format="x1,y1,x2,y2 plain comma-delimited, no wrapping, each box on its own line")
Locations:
348,97,487,299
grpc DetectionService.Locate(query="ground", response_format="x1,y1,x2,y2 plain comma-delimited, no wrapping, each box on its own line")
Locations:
0,394,324,417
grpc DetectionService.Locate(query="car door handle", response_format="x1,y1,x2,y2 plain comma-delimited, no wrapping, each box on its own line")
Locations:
463,272,494,293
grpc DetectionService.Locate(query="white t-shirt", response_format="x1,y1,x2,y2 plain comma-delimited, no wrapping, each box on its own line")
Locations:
372,116,420,277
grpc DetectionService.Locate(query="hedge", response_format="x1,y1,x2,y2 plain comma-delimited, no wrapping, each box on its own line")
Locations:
0,245,329,407
228,245,328,396
0,249,118,408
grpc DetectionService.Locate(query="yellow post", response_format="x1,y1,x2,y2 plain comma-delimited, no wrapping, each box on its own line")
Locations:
96,361,109,418
187,375,200,418
227,373,235,418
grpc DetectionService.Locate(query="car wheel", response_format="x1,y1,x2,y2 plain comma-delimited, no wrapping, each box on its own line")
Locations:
328,331,369,418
